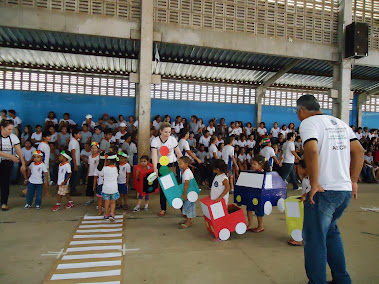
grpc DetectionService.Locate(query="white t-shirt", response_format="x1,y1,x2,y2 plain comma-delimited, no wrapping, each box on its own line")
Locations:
222,145,235,170
88,154,100,176
217,151,222,159
38,142,51,168
115,131,127,144
246,153,252,163
234,127,243,136
362,131,369,138
257,127,267,136
102,166,119,194
211,173,229,204
29,162,48,184
237,140,247,147
57,162,71,186
118,163,131,184
364,155,376,168
12,116,22,127
261,146,276,168
245,127,253,136
280,129,290,137
172,122,184,134
199,136,211,147
238,154,247,163
299,115,356,191
208,144,218,159
302,176,311,195
31,132,42,145
50,132,58,143
151,136,179,163
82,120,96,128
270,128,280,138
282,141,296,164
68,138,81,166
182,168,194,184
45,118,58,125
59,119,76,125
22,146,36,162
95,168,104,185
0,133,20,161
207,126,216,135
216,139,224,146
246,140,256,149
152,120,162,130
178,139,190,157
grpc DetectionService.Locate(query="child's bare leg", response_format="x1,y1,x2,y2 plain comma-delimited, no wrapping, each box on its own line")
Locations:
98,197,103,215
104,200,110,216
117,197,122,207
136,198,142,207
110,200,116,216
57,195,63,203
66,194,72,202
123,194,128,206
185,217,192,226
254,216,264,231
229,176,234,191
247,210,254,229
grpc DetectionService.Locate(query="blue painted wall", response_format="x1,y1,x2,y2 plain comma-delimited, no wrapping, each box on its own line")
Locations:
0,90,377,130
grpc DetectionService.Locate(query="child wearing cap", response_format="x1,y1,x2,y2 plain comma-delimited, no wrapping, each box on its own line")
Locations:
25,150,48,209
102,152,120,221
117,151,131,210
51,150,74,211
82,114,95,131
115,122,127,145
85,142,100,206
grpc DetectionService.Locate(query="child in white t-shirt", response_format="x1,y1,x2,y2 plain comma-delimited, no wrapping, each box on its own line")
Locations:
246,155,271,233
25,150,48,209
117,151,131,210
38,131,52,197
51,150,74,211
85,142,100,206
93,153,106,215
210,159,230,242
237,147,247,171
31,125,43,146
287,160,310,246
102,152,120,221
178,156,196,229
222,136,239,193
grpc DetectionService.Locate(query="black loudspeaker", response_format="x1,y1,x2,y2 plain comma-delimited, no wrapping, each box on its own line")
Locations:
345,22,369,58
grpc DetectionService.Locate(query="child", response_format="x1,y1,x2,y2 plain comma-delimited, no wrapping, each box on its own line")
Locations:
237,147,247,171
21,140,36,185
117,151,131,210
57,126,70,151
49,142,59,185
85,142,100,206
38,130,52,197
222,136,239,193
93,152,106,215
51,150,74,211
210,159,230,241
287,160,310,246
196,144,209,186
246,155,271,233
25,150,48,209
178,156,196,229
31,125,43,146
133,155,152,212
100,129,113,152
217,143,224,159
102,152,120,221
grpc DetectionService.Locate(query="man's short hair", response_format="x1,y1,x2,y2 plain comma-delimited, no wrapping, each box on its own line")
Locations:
297,94,321,112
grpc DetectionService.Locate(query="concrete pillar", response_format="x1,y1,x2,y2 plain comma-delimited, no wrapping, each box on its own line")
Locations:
136,0,154,158
255,87,266,128
333,0,352,123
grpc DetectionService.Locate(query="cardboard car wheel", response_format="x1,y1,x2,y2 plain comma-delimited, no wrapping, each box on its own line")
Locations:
291,229,303,242
172,197,183,209
235,222,247,235
219,228,231,241
264,201,273,215
277,198,285,212
187,191,198,202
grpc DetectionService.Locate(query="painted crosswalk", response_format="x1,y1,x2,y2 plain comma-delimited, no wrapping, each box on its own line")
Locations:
43,215,126,284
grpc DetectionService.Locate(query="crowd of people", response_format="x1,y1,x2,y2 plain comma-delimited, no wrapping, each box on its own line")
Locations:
0,108,377,214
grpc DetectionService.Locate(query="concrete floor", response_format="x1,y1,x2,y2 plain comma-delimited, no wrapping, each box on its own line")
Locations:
0,183,378,284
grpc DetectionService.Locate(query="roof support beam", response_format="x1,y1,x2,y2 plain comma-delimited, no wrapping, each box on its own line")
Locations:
356,86,379,127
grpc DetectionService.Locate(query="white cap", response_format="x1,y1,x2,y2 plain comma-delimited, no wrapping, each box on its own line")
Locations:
86,114,92,119
119,122,126,127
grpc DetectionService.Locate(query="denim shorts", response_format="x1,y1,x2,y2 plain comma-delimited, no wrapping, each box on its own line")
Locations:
101,192,120,201
182,200,196,218
96,185,103,198
118,183,128,194
246,204,264,217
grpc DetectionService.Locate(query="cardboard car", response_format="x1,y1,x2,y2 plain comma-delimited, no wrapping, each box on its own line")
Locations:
285,196,304,242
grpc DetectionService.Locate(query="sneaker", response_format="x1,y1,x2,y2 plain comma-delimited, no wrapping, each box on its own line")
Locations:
294,187,302,191
104,215,110,220
109,215,115,221
85,199,94,206
230,190,234,194
66,202,75,209
96,205,99,210
133,206,140,212
24,204,31,209
51,204,61,212
144,206,149,211
49,181,54,186
36,205,41,210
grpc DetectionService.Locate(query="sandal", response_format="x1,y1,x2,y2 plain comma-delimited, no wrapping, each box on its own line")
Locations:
212,237,223,242
157,210,166,217
178,223,192,229
246,228,255,232
288,239,303,246
252,227,264,233
1,205,9,211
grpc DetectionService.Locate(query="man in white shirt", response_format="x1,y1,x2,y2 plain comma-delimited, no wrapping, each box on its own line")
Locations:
297,94,364,284
279,132,301,190
68,129,82,196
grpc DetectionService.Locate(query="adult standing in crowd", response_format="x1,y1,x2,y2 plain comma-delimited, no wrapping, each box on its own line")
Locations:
297,94,364,284
280,132,301,190
0,119,26,210
151,122,182,217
